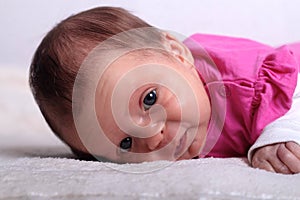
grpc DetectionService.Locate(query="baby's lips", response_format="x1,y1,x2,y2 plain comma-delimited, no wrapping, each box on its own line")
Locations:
174,131,187,158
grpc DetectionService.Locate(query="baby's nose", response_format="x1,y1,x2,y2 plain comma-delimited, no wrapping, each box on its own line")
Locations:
143,130,164,151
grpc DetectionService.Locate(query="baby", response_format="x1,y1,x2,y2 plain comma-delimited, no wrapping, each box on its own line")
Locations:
29,6,300,174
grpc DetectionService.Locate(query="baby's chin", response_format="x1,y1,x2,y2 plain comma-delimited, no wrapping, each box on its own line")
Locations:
176,128,206,160
176,140,203,160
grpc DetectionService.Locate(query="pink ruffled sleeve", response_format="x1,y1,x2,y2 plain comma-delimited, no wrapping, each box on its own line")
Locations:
250,45,299,143
185,34,299,157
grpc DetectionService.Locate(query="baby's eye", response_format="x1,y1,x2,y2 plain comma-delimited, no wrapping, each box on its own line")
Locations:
119,137,132,152
143,90,157,110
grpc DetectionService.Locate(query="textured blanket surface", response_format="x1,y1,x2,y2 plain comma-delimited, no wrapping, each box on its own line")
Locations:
0,68,300,200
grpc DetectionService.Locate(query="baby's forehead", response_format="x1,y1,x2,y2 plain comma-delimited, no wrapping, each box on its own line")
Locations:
94,50,177,101
96,52,162,93
83,48,179,103
102,50,175,75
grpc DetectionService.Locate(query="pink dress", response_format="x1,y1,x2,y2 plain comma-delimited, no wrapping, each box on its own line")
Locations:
184,34,300,157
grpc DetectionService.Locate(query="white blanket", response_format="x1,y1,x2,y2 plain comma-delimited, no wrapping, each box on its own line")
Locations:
1,68,299,200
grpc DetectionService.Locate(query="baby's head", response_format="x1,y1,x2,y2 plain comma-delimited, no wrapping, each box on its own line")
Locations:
29,7,211,163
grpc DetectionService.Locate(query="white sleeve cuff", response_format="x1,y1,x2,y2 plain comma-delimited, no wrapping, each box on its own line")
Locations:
247,123,300,162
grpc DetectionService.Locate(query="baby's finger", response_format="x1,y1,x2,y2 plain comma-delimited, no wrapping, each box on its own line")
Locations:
286,142,300,160
252,159,276,173
268,157,292,174
278,143,300,173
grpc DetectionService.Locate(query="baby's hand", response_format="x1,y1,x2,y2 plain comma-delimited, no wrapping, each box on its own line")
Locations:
252,142,300,174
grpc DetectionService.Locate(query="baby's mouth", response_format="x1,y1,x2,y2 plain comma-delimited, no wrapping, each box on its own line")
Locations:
174,132,187,158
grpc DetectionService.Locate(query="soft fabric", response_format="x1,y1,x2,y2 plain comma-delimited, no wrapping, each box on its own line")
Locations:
184,34,300,158
1,60,300,200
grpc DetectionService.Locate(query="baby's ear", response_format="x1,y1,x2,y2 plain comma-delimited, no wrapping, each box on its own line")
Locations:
162,32,194,64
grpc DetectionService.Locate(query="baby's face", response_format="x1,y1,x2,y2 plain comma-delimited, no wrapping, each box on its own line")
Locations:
87,51,211,163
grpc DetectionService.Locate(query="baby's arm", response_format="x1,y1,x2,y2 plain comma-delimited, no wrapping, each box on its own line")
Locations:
248,74,300,174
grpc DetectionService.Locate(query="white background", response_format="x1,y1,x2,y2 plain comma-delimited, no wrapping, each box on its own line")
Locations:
1,0,300,69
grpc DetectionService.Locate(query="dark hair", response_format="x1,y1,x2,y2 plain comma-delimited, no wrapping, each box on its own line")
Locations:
29,7,164,155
